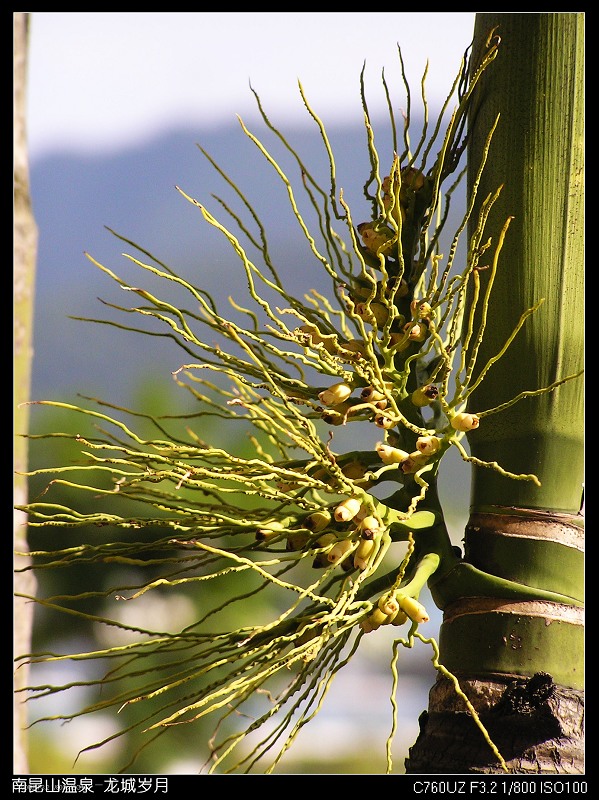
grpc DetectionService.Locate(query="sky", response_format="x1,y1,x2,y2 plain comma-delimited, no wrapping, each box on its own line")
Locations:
25,12,477,161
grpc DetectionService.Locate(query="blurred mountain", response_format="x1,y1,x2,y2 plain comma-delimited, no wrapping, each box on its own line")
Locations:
30,122,387,402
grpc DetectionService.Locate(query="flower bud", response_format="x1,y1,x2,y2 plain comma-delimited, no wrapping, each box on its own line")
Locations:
303,510,332,532
353,538,375,570
361,382,392,403
256,528,284,542
341,460,367,480
390,609,409,627
388,331,410,351
321,409,345,426
399,595,430,624
361,607,389,631
355,301,390,326
361,385,386,403
327,538,353,564
311,533,338,568
416,435,441,455
316,533,338,548
401,166,426,192
378,594,400,617
357,221,395,254
411,384,440,407
410,299,433,319
357,515,381,538
334,496,362,522
450,412,480,432
286,531,311,551
376,442,409,464
318,382,353,407
374,413,396,430
340,555,356,573
401,452,430,474
403,321,427,342
393,277,410,298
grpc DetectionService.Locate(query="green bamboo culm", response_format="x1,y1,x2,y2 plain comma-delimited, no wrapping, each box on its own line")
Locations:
457,14,585,691
407,14,584,774
457,13,585,689
465,13,584,514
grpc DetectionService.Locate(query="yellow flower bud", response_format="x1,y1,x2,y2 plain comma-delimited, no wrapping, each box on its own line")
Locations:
353,538,375,570
378,593,400,617
450,412,480,432
401,166,426,192
393,277,410,298
399,595,430,624
376,442,409,464
415,435,441,456
303,510,332,532
410,299,433,319
318,382,353,407
327,538,353,564
321,408,346,426
411,384,440,407
357,515,381,538
315,533,338,548
401,451,430,474
390,609,409,627
357,221,396,254
419,302,433,319
311,533,338,568
361,383,392,403
334,496,362,522
286,530,311,551
355,301,390,326
256,527,284,542
361,386,384,403
374,412,396,429
365,607,389,630
387,331,409,351
403,321,427,342
341,460,367,480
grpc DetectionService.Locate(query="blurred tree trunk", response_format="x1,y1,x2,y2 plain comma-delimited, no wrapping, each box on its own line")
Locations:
406,13,584,774
14,11,38,775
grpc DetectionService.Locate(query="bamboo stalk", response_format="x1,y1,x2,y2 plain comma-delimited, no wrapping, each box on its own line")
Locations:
465,13,584,514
